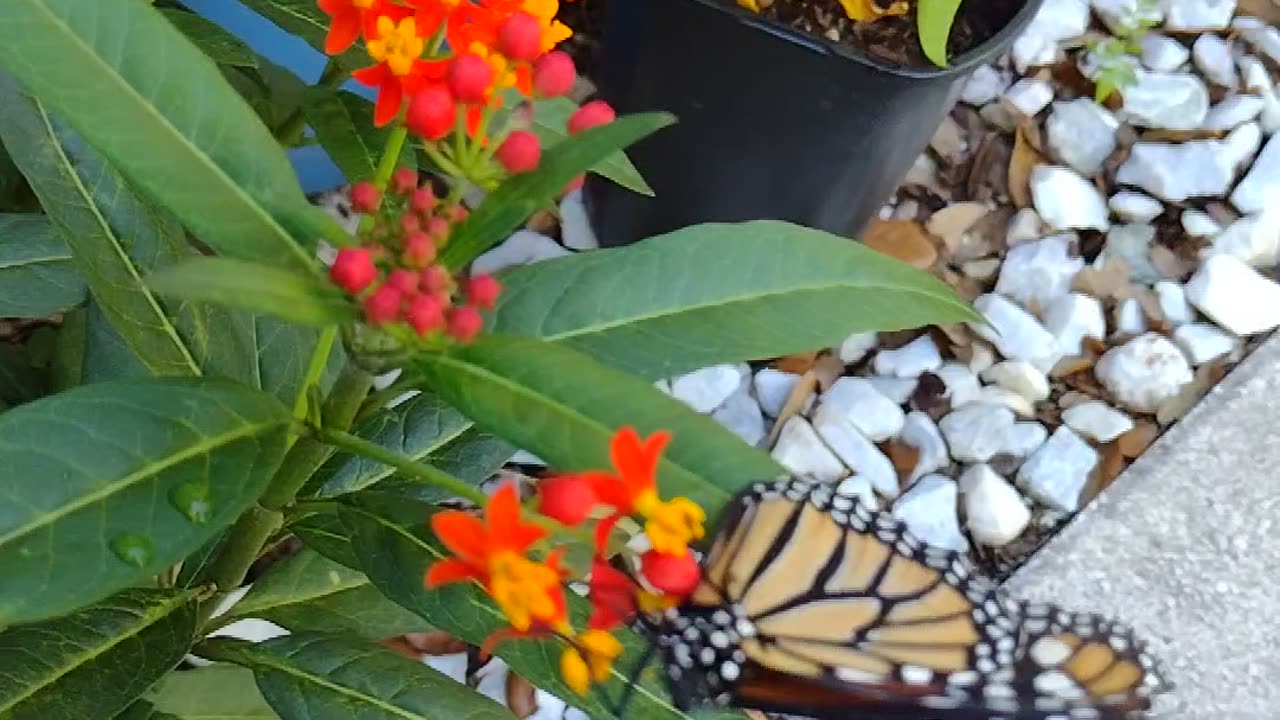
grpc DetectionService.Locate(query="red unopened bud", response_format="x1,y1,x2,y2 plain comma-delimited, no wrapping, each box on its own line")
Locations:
410,187,437,214
451,205,470,223
641,549,700,596
406,86,456,141
465,274,502,310
533,51,575,98
349,182,381,213
496,131,541,174
363,284,403,325
400,213,422,235
421,264,454,294
448,53,494,104
446,305,484,343
497,12,543,62
403,232,436,266
406,294,446,336
392,167,418,195
329,247,378,294
425,215,451,242
568,100,616,135
537,475,598,525
387,268,419,295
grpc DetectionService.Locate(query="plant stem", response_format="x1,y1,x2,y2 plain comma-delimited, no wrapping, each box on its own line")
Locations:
373,124,410,190
314,426,489,506
293,326,337,422
355,370,424,422
204,505,284,592
274,58,344,145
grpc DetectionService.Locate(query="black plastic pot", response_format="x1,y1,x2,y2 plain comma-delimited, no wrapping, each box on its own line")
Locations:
585,0,1044,246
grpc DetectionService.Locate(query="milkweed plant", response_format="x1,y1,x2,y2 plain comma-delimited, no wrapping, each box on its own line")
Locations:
0,0,976,718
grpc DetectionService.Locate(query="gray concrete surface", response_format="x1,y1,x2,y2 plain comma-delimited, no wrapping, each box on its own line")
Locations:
1007,334,1280,719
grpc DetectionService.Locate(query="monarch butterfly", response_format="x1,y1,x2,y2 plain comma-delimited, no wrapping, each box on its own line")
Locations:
648,476,1169,719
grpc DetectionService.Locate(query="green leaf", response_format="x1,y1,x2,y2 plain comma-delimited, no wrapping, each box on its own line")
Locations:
526,96,652,196
0,378,292,625
50,304,86,391
114,700,180,720
304,87,414,182
203,634,512,720
237,0,367,72
918,0,963,66
288,506,361,569
81,298,154,383
0,213,85,317
226,549,428,640
0,588,196,720
160,8,258,68
417,335,780,513
148,258,356,328
147,665,279,720
491,220,978,378
441,113,675,268
0,343,47,407
0,0,317,271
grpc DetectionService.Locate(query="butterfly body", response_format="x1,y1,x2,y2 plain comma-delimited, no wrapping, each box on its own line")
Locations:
653,477,1168,720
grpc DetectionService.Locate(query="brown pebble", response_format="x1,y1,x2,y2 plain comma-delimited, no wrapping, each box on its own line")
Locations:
1116,420,1159,458
862,219,939,269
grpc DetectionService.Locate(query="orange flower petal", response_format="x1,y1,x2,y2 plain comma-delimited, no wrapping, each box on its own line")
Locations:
324,8,362,55
431,510,489,564
318,0,346,15
593,513,621,554
351,63,389,87
487,483,546,552
425,557,483,587
611,427,668,495
373,78,404,126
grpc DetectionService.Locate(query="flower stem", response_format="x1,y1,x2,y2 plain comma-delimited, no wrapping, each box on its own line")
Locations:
275,58,344,145
374,123,410,190
292,326,337,423
313,426,489,506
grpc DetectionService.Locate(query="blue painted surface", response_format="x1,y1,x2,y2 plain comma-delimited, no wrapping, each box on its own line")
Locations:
183,0,376,194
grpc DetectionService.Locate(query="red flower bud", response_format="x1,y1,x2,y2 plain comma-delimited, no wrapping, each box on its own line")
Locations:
387,268,419,295
568,100,616,135
349,182,381,214
641,549,700,597
329,247,378,294
497,13,543,62
425,215,451,242
451,205,470,223
410,187,437,214
403,232,436,266
533,51,575,98
400,212,423,235
496,131,541,174
421,264,454,294
407,86,456,141
392,167,418,195
448,53,494,104
465,274,502,310
363,284,403,325
537,475,597,526
446,305,484,343
587,559,638,630
406,293,446,336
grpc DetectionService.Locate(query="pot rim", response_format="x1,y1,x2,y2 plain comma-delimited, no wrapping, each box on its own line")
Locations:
681,0,1044,78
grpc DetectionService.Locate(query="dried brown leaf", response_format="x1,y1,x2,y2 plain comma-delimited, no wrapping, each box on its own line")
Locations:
1117,420,1159,458
1009,121,1046,208
813,353,845,392
404,631,469,656
506,673,539,718
775,352,819,374
862,219,939,269
766,370,818,448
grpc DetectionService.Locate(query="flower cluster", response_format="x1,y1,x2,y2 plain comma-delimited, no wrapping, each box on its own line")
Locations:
735,0,907,23
426,428,705,695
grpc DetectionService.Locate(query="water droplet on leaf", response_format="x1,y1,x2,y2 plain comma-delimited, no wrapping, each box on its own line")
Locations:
111,534,154,568
170,482,213,524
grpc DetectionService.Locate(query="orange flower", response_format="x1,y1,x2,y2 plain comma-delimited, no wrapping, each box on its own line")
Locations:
426,484,569,631
352,13,442,126
318,0,390,55
560,629,623,695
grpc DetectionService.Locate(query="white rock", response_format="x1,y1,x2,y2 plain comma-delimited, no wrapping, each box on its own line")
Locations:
975,386,1037,418
982,361,1051,403
1011,0,1091,72
967,342,997,375
753,369,802,417
938,402,1047,464
995,234,1085,311
1204,95,1264,131
961,65,1010,105
771,417,845,481
901,411,949,482
1004,421,1051,462
713,387,766,446
865,376,918,405
819,378,906,442
1091,0,1162,33
1003,78,1055,116
962,258,1002,280
1104,223,1163,284
1231,134,1280,213
960,464,1031,547
1032,165,1110,231
558,190,598,250
1193,35,1239,88
1186,253,1280,335
1121,70,1210,129
1154,281,1194,326
1140,33,1190,72
904,152,941,190
1095,333,1194,411
1182,209,1223,237
1006,207,1047,245
835,475,879,510
670,364,742,413
981,102,1020,132
930,115,969,160
1212,206,1280,267
1043,292,1107,356
1117,122,1261,201
1236,17,1280,65
892,475,968,552
873,335,943,378
471,230,571,275
812,411,899,498
1259,92,1280,135
1166,0,1235,30
1062,401,1135,442
1239,55,1273,94
838,331,878,364
935,362,982,407
1114,297,1148,336
971,294,1063,372
654,378,673,396
1109,191,1164,223
1016,427,1099,512
1174,322,1241,365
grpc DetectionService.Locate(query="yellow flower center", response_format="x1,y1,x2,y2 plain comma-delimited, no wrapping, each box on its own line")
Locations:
367,16,424,77
637,493,705,556
352,0,376,8
578,629,623,681
561,646,591,695
488,551,563,631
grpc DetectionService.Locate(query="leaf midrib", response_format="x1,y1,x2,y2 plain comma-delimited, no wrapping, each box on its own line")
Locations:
0,254,71,270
